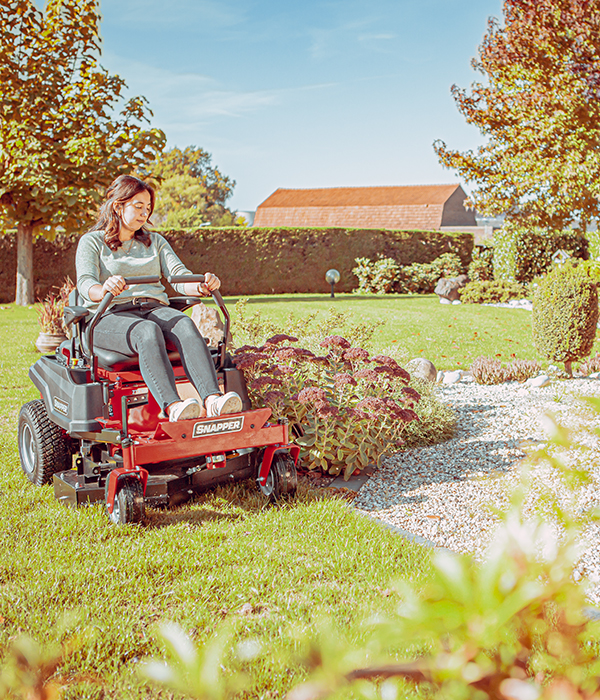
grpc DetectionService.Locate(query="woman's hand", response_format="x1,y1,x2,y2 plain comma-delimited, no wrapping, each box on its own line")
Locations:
102,275,128,297
199,272,221,296
182,273,221,298
87,276,128,303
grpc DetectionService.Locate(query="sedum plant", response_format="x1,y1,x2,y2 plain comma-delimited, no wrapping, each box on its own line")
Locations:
234,334,419,479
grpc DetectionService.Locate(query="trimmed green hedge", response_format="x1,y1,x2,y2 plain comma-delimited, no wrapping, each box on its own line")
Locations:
0,226,474,301
493,224,588,283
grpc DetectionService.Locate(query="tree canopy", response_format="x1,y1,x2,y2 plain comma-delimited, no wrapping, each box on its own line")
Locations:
144,146,241,228
434,0,600,232
0,0,166,304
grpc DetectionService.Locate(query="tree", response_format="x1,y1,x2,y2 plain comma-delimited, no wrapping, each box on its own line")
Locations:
434,0,600,232
0,0,166,305
144,146,242,228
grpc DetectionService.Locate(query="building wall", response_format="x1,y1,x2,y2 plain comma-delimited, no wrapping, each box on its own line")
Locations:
253,204,446,229
440,187,477,227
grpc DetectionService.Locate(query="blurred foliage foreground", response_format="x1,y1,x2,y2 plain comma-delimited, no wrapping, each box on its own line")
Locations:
3,401,600,700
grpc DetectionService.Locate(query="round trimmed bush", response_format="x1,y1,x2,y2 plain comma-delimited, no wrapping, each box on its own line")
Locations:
532,263,598,376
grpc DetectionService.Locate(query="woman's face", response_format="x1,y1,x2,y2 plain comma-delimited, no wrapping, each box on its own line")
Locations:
117,190,152,233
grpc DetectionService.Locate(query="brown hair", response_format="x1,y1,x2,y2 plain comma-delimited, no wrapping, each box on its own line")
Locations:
89,175,155,251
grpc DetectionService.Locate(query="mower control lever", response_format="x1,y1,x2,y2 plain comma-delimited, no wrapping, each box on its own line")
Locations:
167,275,230,367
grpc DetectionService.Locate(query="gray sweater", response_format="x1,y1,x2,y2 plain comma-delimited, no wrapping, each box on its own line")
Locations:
76,230,193,310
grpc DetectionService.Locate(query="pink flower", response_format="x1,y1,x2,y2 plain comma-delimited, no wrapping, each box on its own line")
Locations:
309,355,331,366
342,347,370,362
233,352,269,370
353,368,379,383
297,387,328,405
401,386,421,403
372,354,400,367
355,397,388,416
250,377,283,391
344,407,369,421
320,335,351,349
273,364,295,376
264,333,299,345
315,403,340,420
263,390,286,406
235,344,262,353
334,373,357,388
274,347,300,361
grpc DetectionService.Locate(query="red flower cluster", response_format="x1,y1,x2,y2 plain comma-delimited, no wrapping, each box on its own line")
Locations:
264,334,299,346
342,347,370,362
250,376,283,391
233,352,269,370
334,372,357,388
297,386,328,405
320,335,351,349
353,368,379,383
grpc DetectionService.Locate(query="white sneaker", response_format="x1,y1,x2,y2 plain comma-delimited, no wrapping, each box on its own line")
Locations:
169,398,201,422
205,392,242,417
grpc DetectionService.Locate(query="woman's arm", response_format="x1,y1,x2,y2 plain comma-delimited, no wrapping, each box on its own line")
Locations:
156,233,222,296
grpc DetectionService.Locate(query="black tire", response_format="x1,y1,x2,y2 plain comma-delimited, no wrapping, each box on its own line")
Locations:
105,477,145,525
18,400,71,486
259,452,297,502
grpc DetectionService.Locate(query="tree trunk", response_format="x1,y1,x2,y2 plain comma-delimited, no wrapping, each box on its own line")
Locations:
15,222,34,305
565,359,573,377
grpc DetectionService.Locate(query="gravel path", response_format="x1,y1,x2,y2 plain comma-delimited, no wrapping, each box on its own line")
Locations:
355,378,600,603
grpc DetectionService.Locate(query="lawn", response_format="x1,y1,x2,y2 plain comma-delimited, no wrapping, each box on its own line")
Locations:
1,293,592,698
227,292,588,370
0,302,429,699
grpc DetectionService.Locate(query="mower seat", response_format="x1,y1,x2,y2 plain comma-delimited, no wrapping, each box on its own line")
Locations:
93,347,184,372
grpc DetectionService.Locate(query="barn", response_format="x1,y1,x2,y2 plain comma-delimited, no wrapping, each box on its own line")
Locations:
253,184,478,232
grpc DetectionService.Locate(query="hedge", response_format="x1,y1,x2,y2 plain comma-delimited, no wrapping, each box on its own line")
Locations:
0,226,474,302
493,225,588,283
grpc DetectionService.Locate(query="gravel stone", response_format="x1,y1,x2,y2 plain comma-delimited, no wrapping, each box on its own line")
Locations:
354,379,600,603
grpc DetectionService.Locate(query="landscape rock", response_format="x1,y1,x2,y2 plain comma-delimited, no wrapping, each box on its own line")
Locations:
406,357,438,383
442,370,462,385
525,374,551,388
434,275,468,302
191,303,233,348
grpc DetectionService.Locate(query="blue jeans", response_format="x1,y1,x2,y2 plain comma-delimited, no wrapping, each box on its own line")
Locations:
93,305,221,411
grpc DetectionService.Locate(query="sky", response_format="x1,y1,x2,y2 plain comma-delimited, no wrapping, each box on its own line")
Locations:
98,0,504,212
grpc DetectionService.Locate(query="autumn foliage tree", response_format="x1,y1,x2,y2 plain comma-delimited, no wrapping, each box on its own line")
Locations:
434,0,600,232
0,0,166,304
143,146,241,229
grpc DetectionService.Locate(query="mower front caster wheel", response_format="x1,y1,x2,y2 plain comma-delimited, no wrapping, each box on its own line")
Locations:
259,452,297,502
105,478,145,525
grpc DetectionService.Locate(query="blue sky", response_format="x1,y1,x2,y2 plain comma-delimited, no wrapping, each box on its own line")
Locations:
98,0,503,212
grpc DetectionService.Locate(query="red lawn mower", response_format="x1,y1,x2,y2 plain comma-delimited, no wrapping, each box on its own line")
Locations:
18,275,299,524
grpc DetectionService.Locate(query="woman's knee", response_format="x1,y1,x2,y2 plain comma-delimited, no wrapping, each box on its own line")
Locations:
129,320,167,352
171,314,204,344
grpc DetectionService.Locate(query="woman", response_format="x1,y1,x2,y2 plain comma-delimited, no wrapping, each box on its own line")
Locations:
75,174,242,422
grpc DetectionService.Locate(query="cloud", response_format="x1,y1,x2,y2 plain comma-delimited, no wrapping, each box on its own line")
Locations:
101,52,339,142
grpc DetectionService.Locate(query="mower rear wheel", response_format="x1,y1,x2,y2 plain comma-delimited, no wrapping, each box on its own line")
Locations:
105,478,145,525
18,400,72,486
259,452,297,502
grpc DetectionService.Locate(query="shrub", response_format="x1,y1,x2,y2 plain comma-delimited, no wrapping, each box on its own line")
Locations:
470,356,506,384
234,335,420,478
533,262,598,376
459,279,526,304
468,244,494,281
352,252,464,295
231,302,456,475
352,256,400,294
471,356,541,384
493,222,588,283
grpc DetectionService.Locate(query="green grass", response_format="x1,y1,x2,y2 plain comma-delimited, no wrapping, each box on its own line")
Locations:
0,303,430,699
226,292,600,370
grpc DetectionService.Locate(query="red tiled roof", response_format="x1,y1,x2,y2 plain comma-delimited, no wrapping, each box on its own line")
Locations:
257,184,462,209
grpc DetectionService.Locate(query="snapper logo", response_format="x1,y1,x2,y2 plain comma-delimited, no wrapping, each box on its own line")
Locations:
52,396,69,416
192,416,244,438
